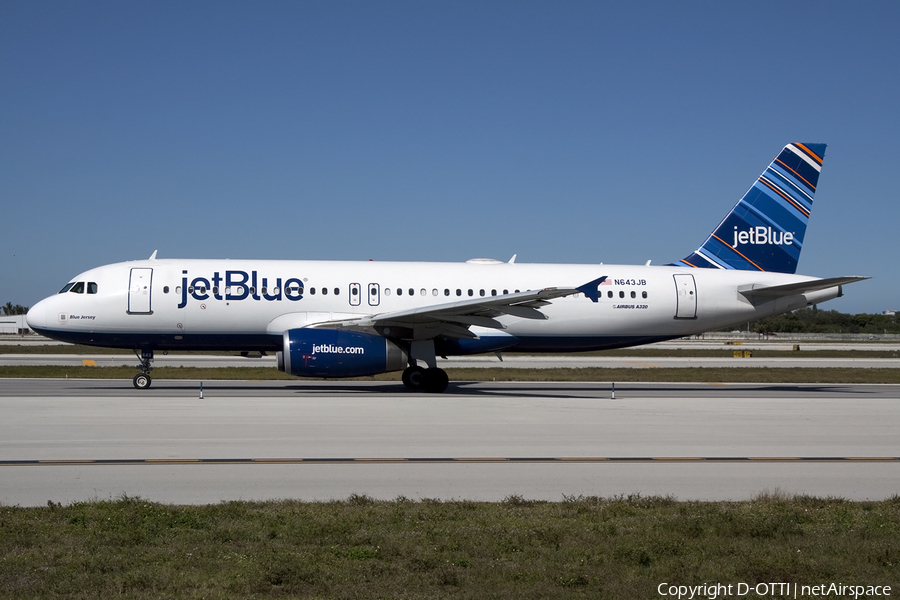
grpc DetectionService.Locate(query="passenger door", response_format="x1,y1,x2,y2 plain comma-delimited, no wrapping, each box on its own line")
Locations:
128,268,154,314
673,273,697,319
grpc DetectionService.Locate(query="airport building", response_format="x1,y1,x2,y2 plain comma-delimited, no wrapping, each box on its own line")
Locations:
0,314,32,335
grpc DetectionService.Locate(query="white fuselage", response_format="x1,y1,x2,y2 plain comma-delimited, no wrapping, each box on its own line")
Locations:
26,258,840,353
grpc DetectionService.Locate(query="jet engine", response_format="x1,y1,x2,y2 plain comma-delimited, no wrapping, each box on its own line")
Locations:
276,328,407,378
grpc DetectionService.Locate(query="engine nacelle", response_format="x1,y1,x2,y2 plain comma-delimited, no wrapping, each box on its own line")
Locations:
276,328,407,378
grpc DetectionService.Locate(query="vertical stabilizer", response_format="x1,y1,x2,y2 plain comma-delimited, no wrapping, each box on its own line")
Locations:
672,143,826,274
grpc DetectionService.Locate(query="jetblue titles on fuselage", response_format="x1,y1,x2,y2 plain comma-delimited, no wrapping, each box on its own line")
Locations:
178,270,305,308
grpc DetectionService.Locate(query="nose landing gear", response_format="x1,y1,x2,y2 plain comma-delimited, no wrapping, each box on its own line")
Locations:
133,348,154,389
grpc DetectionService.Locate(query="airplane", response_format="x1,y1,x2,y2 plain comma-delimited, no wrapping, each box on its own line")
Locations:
26,142,867,392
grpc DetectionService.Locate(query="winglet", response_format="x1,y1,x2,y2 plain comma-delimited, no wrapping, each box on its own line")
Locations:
577,276,608,303
149,250,158,260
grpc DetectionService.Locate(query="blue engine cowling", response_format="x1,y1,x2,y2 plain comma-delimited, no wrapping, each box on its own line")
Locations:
277,328,408,378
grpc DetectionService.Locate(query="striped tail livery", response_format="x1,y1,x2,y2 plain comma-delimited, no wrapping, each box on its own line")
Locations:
673,142,825,274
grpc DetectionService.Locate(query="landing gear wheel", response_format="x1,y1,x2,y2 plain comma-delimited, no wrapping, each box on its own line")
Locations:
133,373,152,389
421,368,449,393
402,366,426,390
133,349,154,390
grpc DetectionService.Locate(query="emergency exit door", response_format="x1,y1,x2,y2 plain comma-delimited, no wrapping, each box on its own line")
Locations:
367,283,380,306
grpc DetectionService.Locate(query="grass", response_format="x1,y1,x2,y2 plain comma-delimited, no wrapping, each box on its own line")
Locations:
1,494,898,599
2,365,900,384
0,366,295,381
2,346,897,597
0,344,239,356
445,367,900,384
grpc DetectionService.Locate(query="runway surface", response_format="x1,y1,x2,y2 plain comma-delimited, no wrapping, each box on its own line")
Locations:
1,378,898,506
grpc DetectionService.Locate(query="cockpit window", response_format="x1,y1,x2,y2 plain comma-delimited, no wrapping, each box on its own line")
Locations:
70,282,85,294
58,282,75,294
87,282,98,294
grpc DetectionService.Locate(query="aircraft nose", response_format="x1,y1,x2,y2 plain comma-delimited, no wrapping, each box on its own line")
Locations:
26,298,52,331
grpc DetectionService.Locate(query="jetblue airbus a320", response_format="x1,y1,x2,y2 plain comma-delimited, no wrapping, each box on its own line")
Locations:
27,143,867,392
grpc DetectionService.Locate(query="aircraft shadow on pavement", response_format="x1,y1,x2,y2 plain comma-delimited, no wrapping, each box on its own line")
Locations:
61,380,881,400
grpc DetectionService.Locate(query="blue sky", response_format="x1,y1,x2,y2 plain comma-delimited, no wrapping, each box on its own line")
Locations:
2,1,898,314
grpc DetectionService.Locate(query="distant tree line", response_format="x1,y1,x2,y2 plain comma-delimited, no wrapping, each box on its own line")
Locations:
2,302,29,315
742,307,899,335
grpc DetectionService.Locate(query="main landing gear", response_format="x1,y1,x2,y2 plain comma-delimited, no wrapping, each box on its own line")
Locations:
133,349,154,389
402,365,449,393
401,340,449,393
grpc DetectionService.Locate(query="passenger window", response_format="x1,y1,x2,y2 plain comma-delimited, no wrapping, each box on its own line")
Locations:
70,282,84,294
642,291,648,299
631,291,636,299
491,290,497,296
385,288,392,296
352,287,358,296
310,287,316,295
468,289,474,297
503,289,508,294
396,288,402,296
619,291,625,298
334,288,340,295
479,289,485,297
456,289,462,296
163,286,170,294
188,286,194,294
420,289,426,296
432,289,438,296
59,282,75,294
250,286,256,295
408,288,414,296
261,287,267,295
87,282,98,294
444,289,450,296
213,286,219,295
607,291,613,299
322,287,328,295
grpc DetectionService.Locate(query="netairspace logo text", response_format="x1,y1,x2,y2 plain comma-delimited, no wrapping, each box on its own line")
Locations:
658,582,891,599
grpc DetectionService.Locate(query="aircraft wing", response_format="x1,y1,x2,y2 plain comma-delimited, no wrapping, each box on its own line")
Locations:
739,276,869,301
310,276,607,340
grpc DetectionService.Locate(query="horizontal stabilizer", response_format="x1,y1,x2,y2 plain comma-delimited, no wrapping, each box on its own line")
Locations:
739,276,868,300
